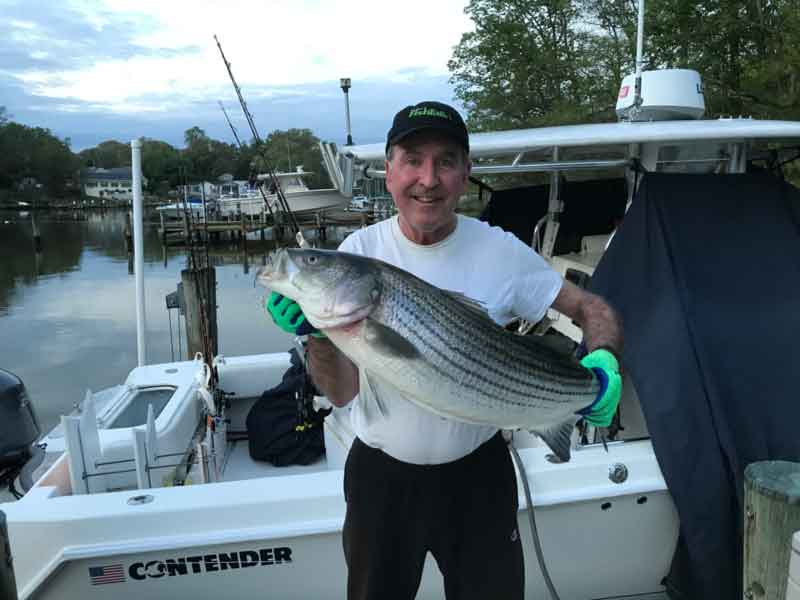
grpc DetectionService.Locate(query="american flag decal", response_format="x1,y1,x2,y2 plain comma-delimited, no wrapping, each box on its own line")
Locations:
89,564,126,585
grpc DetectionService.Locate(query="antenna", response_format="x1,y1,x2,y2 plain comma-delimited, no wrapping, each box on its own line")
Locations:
213,34,301,238
632,0,645,115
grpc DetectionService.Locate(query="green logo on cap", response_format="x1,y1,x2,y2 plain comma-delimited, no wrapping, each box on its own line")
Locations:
408,107,451,120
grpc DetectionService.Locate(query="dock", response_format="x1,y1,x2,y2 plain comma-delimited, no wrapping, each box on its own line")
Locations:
157,208,378,246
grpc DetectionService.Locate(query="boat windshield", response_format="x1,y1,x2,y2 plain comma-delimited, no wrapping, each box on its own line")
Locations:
107,386,177,429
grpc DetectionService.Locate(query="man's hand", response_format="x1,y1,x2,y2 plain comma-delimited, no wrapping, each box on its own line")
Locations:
266,292,324,338
578,348,622,427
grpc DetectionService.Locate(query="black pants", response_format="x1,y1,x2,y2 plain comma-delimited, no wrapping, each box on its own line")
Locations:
342,433,524,600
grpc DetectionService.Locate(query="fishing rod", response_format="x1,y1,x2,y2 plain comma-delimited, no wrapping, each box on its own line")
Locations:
213,34,305,245
218,101,243,147
173,169,217,390
218,99,278,226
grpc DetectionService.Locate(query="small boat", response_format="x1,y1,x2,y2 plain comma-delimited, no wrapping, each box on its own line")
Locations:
155,198,206,220
216,168,348,218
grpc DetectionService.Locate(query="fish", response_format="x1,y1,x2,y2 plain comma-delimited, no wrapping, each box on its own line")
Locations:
257,248,601,461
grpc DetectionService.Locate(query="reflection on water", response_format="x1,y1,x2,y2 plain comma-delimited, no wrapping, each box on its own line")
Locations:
0,209,336,433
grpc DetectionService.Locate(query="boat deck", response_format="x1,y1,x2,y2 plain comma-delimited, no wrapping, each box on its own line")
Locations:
219,438,329,482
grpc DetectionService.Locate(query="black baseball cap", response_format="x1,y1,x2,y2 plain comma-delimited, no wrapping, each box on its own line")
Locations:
385,101,469,155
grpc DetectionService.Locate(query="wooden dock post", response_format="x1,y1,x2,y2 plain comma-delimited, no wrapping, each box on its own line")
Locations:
182,209,190,245
240,217,248,251
180,267,218,359
31,212,42,253
743,461,800,600
124,211,133,253
0,511,18,600
159,211,166,245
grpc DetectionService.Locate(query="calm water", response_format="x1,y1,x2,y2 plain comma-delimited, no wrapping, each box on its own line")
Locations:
0,209,312,433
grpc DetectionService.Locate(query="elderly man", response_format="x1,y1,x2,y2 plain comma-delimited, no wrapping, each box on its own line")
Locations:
267,100,622,600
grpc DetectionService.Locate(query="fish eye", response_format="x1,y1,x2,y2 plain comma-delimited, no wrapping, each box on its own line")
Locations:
306,256,318,265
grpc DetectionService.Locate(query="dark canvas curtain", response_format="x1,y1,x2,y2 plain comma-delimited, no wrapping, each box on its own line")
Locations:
479,178,627,253
589,173,800,599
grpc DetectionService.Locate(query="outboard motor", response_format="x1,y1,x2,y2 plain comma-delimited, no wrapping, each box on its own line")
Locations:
0,369,41,494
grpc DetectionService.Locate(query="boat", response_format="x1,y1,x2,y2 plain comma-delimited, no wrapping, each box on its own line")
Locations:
2,69,799,600
156,182,219,220
216,168,348,218
1,354,678,600
155,198,206,220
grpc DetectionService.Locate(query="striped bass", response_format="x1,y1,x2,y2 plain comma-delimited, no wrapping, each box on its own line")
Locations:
257,248,601,461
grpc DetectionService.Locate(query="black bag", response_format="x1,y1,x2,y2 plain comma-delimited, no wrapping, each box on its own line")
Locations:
246,348,328,466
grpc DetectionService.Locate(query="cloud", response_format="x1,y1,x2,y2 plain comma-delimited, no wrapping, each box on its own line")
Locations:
0,0,472,149
1,1,166,72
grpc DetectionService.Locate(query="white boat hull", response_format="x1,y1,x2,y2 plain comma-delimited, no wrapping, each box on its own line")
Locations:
218,189,347,218
155,204,205,220
4,354,679,599
7,443,677,600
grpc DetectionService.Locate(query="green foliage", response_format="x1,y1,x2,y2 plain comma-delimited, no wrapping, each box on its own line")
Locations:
450,0,800,131
252,129,331,189
0,121,332,198
78,140,131,169
0,121,78,196
141,139,181,194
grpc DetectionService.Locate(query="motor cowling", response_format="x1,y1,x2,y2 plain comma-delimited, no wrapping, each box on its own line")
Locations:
0,369,41,471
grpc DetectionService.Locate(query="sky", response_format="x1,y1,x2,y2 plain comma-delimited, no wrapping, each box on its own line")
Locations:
0,0,474,151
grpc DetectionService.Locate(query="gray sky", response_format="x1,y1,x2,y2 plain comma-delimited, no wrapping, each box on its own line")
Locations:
0,0,473,151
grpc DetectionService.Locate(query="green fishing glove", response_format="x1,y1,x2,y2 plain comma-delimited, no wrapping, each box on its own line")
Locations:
578,348,622,427
266,292,325,338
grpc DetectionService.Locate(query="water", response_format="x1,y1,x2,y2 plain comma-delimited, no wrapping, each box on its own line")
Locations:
0,209,311,434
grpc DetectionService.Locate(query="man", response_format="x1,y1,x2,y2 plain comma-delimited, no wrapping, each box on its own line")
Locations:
268,101,622,599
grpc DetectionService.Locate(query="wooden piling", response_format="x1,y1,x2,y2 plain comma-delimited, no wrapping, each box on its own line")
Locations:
124,211,133,253
743,461,800,600
159,211,166,245
31,213,41,252
182,209,190,245
180,267,218,360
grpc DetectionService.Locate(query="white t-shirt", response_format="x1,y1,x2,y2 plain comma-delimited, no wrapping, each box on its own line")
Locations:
338,214,563,464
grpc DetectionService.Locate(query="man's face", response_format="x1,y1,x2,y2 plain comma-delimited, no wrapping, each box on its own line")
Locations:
385,132,471,245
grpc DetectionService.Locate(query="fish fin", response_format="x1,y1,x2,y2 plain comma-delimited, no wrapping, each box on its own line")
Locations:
362,370,390,419
531,418,577,463
441,289,491,317
363,320,420,360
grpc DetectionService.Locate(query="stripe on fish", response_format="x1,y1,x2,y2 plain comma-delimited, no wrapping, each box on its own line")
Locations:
257,248,600,461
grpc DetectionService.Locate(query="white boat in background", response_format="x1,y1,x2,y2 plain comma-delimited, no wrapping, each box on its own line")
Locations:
217,167,347,218
155,198,206,220
156,182,219,220
3,69,800,600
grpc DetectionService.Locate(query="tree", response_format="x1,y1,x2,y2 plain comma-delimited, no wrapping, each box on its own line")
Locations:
579,0,800,119
0,106,8,126
253,129,331,189
450,0,800,132
449,0,611,132
182,126,215,180
78,140,130,169
141,139,181,194
0,122,78,195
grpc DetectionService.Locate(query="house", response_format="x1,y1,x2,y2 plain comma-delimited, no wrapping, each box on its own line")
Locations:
81,167,147,202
